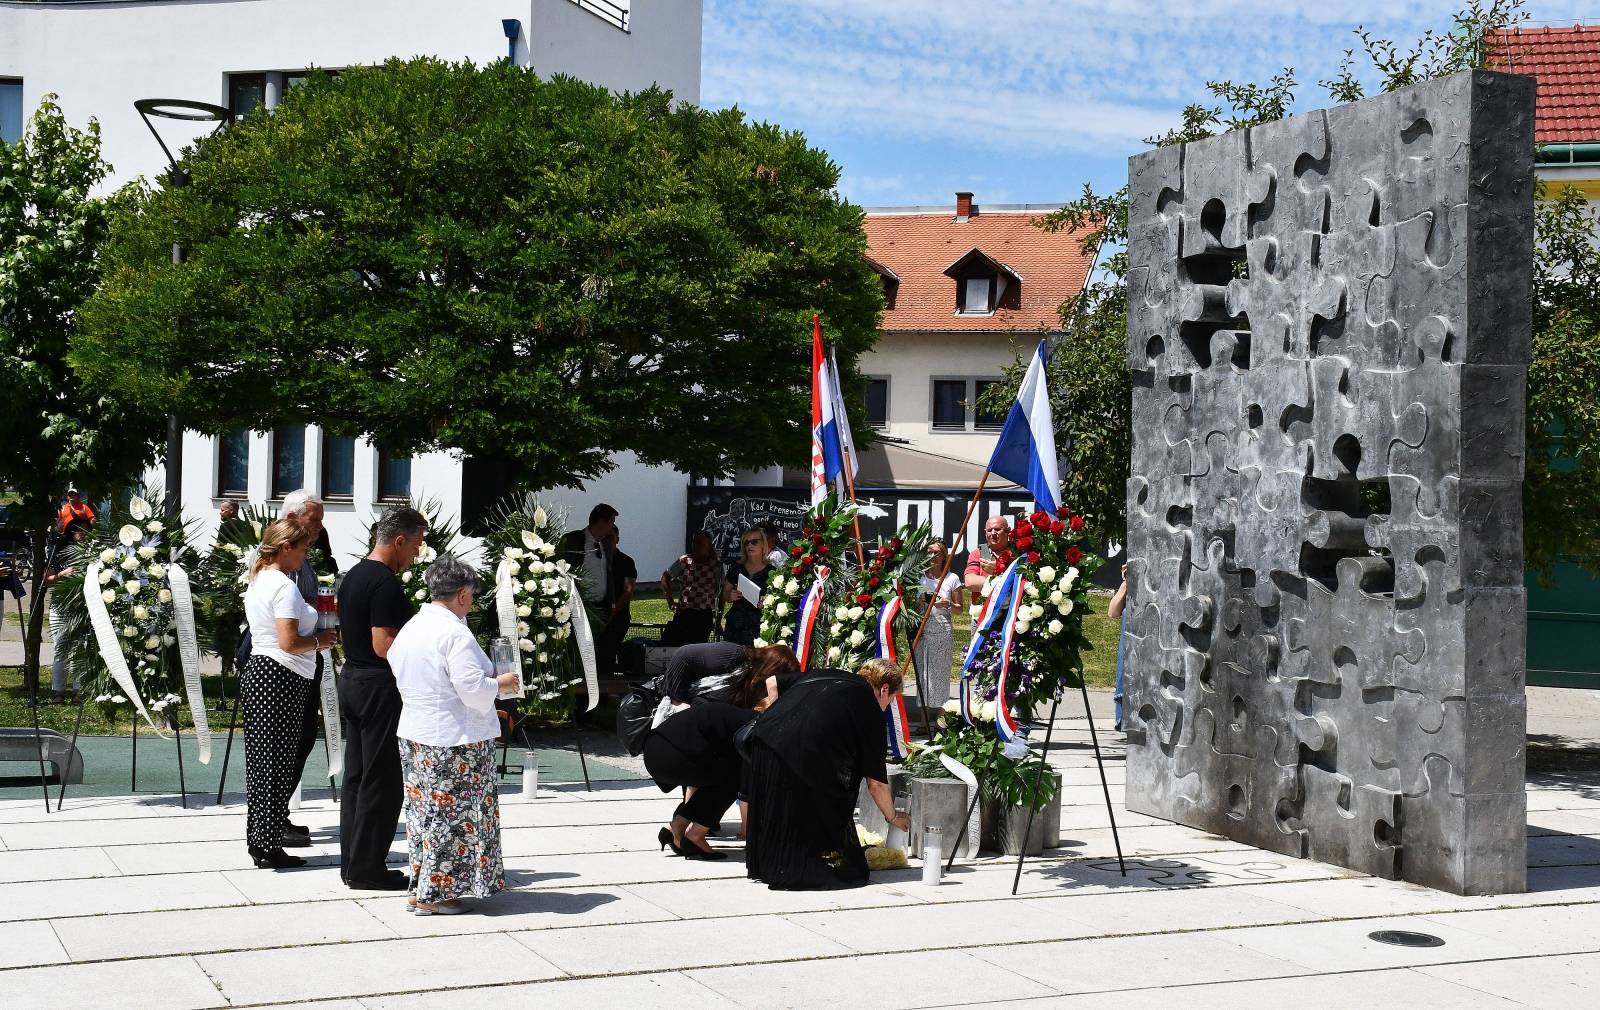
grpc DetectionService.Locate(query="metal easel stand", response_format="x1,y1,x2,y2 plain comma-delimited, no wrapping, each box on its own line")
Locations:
1009,681,1125,895
215,679,242,806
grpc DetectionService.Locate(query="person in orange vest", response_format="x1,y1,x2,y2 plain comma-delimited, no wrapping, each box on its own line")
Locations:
57,488,95,532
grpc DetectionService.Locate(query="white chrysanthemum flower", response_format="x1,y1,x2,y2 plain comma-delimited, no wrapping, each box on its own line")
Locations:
1037,565,1057,584
101,589,117,603
555,607,570,623
146,520,163,533
517,621,530,637
536,633,547,644
158,588,172,603
112,694,127,704
542,544,557,558
977,701,997,722
138,546,157,560
518,638,534,652
99,548,117,564
779,625,794,638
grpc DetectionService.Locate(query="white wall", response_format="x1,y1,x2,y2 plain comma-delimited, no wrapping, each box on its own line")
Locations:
0,0,701,193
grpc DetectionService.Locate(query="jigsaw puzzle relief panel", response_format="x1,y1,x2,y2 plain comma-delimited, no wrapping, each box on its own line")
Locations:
1122,71,1534,895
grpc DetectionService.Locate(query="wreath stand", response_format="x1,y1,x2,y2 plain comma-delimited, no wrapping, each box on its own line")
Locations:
496,699,592,792
56,692,190,810
939,679,1126,890
19,590,51,812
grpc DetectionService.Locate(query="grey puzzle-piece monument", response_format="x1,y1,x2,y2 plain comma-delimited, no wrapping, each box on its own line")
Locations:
1122,70,1534,895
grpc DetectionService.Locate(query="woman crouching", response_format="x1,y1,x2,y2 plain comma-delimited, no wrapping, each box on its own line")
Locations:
388,554,521,915
743,658,911,890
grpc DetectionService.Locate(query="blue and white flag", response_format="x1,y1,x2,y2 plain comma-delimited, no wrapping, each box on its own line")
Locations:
986,340,1061,514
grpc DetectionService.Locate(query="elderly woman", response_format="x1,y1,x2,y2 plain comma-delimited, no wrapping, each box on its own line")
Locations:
744,658,912,890
388,555,521,915
242,519,338,870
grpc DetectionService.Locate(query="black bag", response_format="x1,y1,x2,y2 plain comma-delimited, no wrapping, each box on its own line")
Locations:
234,623,253,668
616,677,665,757
733,712,760,761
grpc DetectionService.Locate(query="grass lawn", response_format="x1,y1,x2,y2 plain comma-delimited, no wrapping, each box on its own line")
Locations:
0,666,235,736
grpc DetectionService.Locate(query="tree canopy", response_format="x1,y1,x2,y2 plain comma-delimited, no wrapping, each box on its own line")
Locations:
73,58,883,489
983,0,1600,576
0,97,166,689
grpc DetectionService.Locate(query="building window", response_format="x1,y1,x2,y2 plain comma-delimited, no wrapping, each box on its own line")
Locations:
960,275,994,314
217,429,249,498
932,380,968,431
272,425,305,499
377,449,411,502
322,432,355,501
932,378,1005,432
865,378,889,429
974,379,1008,430
0,79,21,146
228,73,266,121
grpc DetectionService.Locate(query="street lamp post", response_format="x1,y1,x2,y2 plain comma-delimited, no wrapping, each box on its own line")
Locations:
133,99,230,518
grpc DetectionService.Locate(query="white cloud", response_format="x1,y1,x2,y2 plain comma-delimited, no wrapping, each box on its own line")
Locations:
705,1,1476,153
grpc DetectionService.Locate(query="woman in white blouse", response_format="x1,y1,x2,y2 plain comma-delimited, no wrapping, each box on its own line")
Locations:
913,539,962,711
242,519,338,870
388,554,521,915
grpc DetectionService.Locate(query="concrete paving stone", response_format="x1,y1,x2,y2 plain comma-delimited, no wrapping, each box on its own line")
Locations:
50,898,396,961
0,920,70,969
1052,823,1260,860
105,837,340,875
0,870,247,921
498,822,650,856
360,970,743,1010
220,863,406,905
1416,952,1600,1009
0,813,244,849
197,933,565,1004
512,913,854,974
360,885,678,938
1526,810,1600,836
1242,877,1492,919
784,894,1104,953
253,1002,368,1010
501,848,749,889
1221,916,1512,972
0,844,122,883
621,875,919,919
970,931,1304,995
1048,879,1321,933
1058,784,1126,807
498,797,677,828
690,948,1057,1010
547,781,663,801
1527,831,1600,866
1422,903,1600,947
0,954,227,1010
945,966,1526,1010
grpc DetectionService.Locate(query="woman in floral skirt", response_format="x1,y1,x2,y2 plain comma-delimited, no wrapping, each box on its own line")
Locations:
388,555,522,915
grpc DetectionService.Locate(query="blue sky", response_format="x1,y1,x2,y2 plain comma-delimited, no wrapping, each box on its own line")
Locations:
701,0,1596,209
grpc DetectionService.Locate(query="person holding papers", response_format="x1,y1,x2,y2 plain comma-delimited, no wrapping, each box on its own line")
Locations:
721,526,772,646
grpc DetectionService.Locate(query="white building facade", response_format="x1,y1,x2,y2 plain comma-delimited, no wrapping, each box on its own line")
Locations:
1,0,709,579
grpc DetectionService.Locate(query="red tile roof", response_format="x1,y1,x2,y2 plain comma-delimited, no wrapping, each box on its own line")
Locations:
1488,24,1600,145
863,205,1097,333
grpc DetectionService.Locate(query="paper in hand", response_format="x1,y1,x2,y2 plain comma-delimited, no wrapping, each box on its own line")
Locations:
737,574,761,608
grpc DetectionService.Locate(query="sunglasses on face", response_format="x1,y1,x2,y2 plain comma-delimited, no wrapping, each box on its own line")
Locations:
744,539,763,547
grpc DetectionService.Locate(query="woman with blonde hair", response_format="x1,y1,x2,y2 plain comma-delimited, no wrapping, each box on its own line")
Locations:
241,519,338,869
721,526,773,646
743,658,911,890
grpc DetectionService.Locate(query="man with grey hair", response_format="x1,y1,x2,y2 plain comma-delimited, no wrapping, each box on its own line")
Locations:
336,505,426,890
281,489,336,848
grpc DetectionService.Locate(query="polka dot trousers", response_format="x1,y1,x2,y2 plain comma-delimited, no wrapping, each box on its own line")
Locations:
242,655,313,851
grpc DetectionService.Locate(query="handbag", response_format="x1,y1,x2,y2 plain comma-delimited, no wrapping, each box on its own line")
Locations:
615,676,665,756
733,712,760,761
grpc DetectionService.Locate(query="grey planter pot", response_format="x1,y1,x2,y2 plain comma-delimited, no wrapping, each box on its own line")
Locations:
980,770,1063,856
908,777,979,860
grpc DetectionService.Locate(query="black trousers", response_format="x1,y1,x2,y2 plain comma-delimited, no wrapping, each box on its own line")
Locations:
292,655,324,791
338,671,404,883
642,734,739,828
242,656,313,851
661,608,713,646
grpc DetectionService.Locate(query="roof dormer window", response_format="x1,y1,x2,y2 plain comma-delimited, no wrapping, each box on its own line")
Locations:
944,248,1019,316
866,256,899,310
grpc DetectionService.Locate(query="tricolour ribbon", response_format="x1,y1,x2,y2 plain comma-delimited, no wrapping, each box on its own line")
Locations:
792,566,829,670
164,562,211,763
958,557,1023,725
875,592,911,760
566,576,599,713
82,560,166,736
992,574,1029,743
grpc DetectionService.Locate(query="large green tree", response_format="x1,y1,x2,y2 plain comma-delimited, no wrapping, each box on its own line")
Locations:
72,58,882,489
0,98,165,692
984,0,1600,576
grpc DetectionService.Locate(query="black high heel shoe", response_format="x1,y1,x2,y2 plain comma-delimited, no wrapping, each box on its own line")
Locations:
658,827,678,854
680,839,728,862
249,845,307,870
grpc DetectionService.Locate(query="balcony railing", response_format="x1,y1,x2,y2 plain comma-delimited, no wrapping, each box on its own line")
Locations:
568,0,629,33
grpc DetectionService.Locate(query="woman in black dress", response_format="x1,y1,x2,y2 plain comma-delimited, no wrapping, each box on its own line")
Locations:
643,700,755,860
663,642,801,707
720,527,772,646
744,659,911,890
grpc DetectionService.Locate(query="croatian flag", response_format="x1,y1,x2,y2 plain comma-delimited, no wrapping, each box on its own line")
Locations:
809,315,857,506
987,340,1061,514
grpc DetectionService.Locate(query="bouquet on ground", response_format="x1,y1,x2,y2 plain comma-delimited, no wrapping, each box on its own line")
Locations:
755,496,856,666
902,702,1059,812
54,489,210,745
476,494,593,721
825,524,929,671
961,505,1100,737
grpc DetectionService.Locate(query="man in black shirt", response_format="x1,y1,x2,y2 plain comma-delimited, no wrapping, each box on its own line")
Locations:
603,526,637,675
336,505,426,890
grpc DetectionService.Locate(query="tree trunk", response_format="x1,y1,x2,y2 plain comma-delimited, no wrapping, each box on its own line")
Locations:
22,521,50,700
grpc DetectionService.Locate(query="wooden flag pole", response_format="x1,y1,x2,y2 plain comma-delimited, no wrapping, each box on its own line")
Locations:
839,445,867,569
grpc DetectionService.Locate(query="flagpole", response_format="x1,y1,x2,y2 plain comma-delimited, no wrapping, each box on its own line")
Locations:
839,446,867,569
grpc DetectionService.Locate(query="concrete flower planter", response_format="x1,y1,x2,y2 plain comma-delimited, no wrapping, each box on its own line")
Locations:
980,769,1063,856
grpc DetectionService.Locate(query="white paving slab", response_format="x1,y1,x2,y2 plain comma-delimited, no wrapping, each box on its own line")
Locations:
196,933,565,1004
359,970,744,1009
1416,952,1600,1009
0,845,122,883
0,920,70,969
50,899,396,961
0,814,244,849
784,894,1104,953
358,885,678,938
512,913,854,974
971,931,1305,994
0,870,247,921
1222,916,1515,972
104,837,340,875
0,955,227,1010
622,874,918,919
690,949,1058,1009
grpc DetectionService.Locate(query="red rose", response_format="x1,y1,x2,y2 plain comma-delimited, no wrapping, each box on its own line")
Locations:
890,537,904,550
818,544,830,554
856,593,872,605
1016,536,1034,551
1031,509,1050,527
1069,515,1085,532
869,576,880,589
790,545,804,557
1028,551,1041,563
1066,546,1082,564
1049,520,1065,535
800,557,813,570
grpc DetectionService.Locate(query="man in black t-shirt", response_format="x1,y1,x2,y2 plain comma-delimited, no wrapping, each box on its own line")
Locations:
335,506,426,890
602,527,637,676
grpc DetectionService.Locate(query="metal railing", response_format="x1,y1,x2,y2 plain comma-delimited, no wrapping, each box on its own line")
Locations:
568,0,630,33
